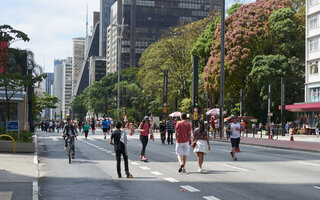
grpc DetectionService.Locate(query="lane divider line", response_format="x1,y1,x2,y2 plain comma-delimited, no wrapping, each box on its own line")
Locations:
180,185,200,192
131,162,140,166
164,177,180,183
298,161,320,167
203,196,221,200
150,171,163,176
52,138,58,141
223,164,248,171
314,186,320,190
139,166,151,170
32,181,38,200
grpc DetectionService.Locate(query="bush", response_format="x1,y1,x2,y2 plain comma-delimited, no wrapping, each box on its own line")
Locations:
0,130,33,143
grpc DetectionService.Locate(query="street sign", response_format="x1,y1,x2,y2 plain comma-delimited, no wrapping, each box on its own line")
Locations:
193,112,198,120
6,121,19,131
193,107,198,112
163,105,167,113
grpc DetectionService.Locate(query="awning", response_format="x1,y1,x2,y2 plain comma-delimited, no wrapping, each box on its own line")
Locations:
279,102,320,112
0,90,26,102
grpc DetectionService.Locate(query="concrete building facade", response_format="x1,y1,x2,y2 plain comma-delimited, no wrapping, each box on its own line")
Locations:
44,72,54,119
62,57,73,118
72,38,85,96
306,0,320,102
53,59,64,118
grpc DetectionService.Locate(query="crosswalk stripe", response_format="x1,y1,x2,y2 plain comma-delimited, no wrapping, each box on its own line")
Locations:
150,171,163,176
164,177,180,183
203,196,221,200
223,164,248,171
180,185,200,192
139,166,151,170
131,162,140,166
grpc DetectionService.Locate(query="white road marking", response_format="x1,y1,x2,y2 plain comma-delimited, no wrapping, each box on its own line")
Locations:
51,138,58,141
298,161,320,167
106,151,112,153
32,181,38,200
180,185,200,192
33,156,38,164
164,177,180,183
140,166,151,170
314,186,320,190
223,164,248,171
203,196,221,200
220,149,231,152
131,162,140,166
111,153,115,156
150,171,163,176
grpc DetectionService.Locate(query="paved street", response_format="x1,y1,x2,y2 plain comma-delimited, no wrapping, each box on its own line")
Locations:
36,130,320,200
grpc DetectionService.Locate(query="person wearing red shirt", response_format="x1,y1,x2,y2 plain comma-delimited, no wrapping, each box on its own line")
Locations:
175,113,192,173
210,117,215,136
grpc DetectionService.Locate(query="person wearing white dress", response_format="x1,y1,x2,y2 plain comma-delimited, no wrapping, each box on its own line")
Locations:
192,120,210,172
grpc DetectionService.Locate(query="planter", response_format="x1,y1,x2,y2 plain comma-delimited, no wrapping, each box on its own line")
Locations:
0,140,34,153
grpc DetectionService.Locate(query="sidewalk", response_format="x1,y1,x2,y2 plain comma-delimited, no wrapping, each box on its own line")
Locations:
212,134,320,153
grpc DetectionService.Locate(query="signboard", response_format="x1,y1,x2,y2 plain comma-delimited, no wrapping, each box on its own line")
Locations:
193,112,198,121
6,121,19,131
193,107,198,112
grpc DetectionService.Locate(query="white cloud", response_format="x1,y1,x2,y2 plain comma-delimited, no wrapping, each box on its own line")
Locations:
1,0,99,72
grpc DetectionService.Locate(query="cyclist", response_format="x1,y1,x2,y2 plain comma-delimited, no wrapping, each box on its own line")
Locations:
62,118,78,159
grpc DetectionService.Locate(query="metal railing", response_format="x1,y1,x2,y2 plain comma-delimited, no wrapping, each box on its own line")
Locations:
0,134,16,154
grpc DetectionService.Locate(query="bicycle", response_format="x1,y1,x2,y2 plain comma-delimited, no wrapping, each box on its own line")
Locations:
65,135,77,164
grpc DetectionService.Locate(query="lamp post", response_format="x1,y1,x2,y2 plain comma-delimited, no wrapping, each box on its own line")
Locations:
112,18,128,121
219,0,226,139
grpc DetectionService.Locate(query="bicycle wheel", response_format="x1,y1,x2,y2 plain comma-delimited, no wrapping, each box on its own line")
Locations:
68,145,72,164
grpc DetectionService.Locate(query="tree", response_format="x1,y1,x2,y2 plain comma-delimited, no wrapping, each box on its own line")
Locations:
33,92,59,120
0,25,46,131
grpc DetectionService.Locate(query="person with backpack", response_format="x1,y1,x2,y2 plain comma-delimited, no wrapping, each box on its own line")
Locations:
110,121,133,178
192,120,210,172
138,116,154,161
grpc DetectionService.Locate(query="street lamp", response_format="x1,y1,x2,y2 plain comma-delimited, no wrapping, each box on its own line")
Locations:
112,18,128,121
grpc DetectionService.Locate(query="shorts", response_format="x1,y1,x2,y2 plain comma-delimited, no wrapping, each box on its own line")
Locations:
193,140,208,154
231,138,240,148
103,128,108,132
175,142,190,156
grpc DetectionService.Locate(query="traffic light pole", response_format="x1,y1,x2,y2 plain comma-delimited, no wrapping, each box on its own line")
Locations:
193,56,199,129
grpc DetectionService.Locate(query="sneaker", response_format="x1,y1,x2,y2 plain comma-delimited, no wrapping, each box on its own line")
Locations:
118,175,122,178
126,173,133,178
233,157,238,161
72,155,75,159
178,167,182,173
142,156,147,160
104,136,106,139
198,168,202,173
181,168,186,173
140,156,143,160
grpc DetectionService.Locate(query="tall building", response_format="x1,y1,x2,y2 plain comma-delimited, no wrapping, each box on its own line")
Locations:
53,59,64,118
72,37,85,96
306,0,320,103
44,73,54,119
62,57,73,118
100,0,117,57
106,0,222,73
89,56,107,83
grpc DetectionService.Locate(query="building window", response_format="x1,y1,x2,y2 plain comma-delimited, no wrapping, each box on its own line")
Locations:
309,61,319,74
310,0,320,6
310,38,319,52
310,15,319,29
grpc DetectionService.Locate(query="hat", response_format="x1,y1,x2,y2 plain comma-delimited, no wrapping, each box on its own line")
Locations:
144,116,149,120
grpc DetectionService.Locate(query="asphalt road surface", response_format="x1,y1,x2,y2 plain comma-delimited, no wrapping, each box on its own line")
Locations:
37,130,320,200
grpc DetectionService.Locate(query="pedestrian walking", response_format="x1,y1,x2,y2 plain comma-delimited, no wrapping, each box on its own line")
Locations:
316,122,320,137
138,116,154,161
91,118,96,135
160,120,166,144
110,121,133,178
192,120,210,172
78,120,83,133
83,122,90,139
101,118,111,139
226,116,245,161
175,113,192,173
166,116,175,145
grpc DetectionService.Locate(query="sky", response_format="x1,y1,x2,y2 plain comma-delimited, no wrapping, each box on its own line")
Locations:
1,0,254,73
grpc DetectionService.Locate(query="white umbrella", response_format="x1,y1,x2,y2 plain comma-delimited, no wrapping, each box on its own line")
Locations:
206,108,226,116
169,111,182,118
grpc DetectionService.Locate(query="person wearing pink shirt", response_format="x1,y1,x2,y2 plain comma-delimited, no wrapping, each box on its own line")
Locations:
138,116,154,161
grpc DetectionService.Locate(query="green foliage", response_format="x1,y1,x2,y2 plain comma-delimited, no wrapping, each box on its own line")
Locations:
0,130,33,143
227,3,242,15
33,92,59,120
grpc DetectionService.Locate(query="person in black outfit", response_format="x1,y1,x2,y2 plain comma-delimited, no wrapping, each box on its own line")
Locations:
62,118,78,159
160,120,166,144
110,121,133,178
91,118,95,134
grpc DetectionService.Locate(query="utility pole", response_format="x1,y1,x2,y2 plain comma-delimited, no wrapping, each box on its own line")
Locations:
193,56,199,129
240,88,243,118
219,0,226,139
268,84,272,127
163,70,168,120
281,78,286,136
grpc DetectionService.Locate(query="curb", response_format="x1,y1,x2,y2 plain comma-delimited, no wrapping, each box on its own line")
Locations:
33,135,39,200
211,138,320,154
